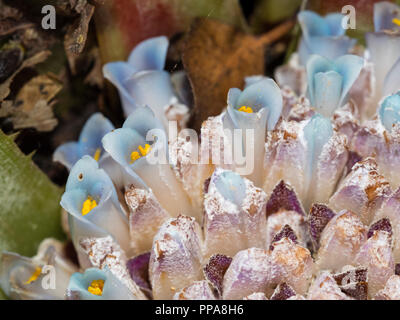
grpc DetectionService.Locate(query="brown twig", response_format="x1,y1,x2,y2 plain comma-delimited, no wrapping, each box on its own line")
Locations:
257,19,296,46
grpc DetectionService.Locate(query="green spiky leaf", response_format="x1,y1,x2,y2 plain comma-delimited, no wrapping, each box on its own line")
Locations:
0,130,64,298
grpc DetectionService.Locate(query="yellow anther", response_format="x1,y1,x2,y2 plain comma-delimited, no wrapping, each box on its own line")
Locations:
81,196,97,216
130,144,152,164
393,18,400,26
88,279,104,296
93,148,101,161
238,106,253,113
25,267,42,284
138,144,152,156
130,151,141,163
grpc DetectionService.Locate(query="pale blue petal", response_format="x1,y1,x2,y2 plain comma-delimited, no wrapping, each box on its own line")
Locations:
379,91,400,131
123,105,165,137
325,13,346,36
374,1,400,32
0,252,60,299
127,36,169,71
313,71,343,117
66,156,118,204
366,32,400,95
68,268,134,300
231,78,283,130
306,54,363,115
306,54,334,106
305,36,356,62
303,114,333,186
101,128,147,167
227,88,242,109
124,70,176,118
383,56,400,97
298,38,312,66
78,113,115,158
212,170,246,206
334,54,364,106
298,11,355,65
227,106,269,133
99,154,148,191
103,62,136,107
244,75,266,88
298,11,331,39
53,142,80,170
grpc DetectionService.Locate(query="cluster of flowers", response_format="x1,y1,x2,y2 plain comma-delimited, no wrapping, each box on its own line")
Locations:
3,2,400,300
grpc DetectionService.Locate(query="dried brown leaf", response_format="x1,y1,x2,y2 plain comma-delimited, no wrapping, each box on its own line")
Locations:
0,73,61,131
0,50,51,101
183,18,294,131
0,1,33,37
64,2,95,73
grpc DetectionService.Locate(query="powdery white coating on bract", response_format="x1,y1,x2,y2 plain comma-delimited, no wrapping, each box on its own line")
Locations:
266,210,307,249
287,96,315,122
222,248,271,300
374,188,400,262
355,229,394,298
149,215,204,300
125,186,171,255
243,292,268,300
329,158,392,224
375,275,400,300
268,237,314,296
163,98,190,131
332,101,361,143
169,135,213,222
173,280,216,300
316,210,367,272
275,53,307,96
350,118,385,157
348,61,375,120
203,168,267,258
263,120,307,201
280,86,301,120
307,271,352,300
79,236,147,300
313,131,348,206
200,115,234,171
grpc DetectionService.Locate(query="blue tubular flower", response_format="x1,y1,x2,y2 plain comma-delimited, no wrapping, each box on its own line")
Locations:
303,114,334,208
366,2,400,103
223,77,282,187
103,36,178,124
102,106,192,217
67,268,136,300
0,239,78,300
379,91,400,131
53,113,114,170
306,54,364,117
60,156,130,264
374,1,400,32
298,10,356,65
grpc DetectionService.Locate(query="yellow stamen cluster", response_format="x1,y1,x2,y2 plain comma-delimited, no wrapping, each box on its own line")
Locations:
130,144,151,164
93,148,101,161
238,106,253,113
81,196,97,216
393,18,400,26
88,279,104,296
25,267,42,284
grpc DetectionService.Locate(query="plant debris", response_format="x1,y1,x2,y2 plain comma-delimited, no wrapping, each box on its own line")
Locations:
0,73,61,131
183,18,294,131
